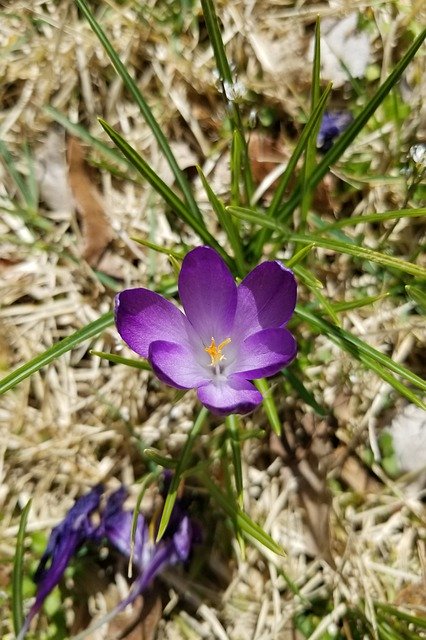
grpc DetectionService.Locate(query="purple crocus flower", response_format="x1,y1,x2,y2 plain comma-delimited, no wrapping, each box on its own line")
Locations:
115,247,297,416
317,111,353,152
17,485,102,639
18,483,198,639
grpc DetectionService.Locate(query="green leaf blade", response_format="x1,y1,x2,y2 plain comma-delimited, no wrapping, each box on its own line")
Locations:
75,0,202,223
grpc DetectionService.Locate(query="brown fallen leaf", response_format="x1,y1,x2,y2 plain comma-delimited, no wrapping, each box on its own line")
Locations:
248,130,288,189
67,136,113,266
394,582,426,613
36,128,75,214
248,130,336,213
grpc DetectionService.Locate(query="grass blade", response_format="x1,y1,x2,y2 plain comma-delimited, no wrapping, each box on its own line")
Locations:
310,287,340,325
129,472,159,573
200,472,284,556
283,368,327,417
197,166,246,276
90,350,151,371
0,312,114,395
285,243,316,268
267,84,332,220
374,602,426,630
300,17,322,232
229,207,426,279
296,305,426,399
131,236,183,259
0,140,32,206
45,105,130,170
294,234,426,279
231,129,243,206
313,207,426,231
99,118,229,261
254,378,282,435
12,499,32,636
200,0,253,202
199,0,233,85
157,407,209,541
143,449,178,469
332,293,389,313
251,84,332,257
75,0,202,223
405,285,426,312
277,28,426,221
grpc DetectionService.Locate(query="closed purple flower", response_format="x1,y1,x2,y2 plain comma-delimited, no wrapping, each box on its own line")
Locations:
115,247,297,416
17,486,103,640
317,111,353,152
18,483,198,640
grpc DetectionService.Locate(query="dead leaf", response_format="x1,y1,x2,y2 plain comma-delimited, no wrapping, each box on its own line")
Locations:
395,582,426,613
248,130,288,188
248,130,336,213
338,453,381,494
67,136,113,266
36,128,74,213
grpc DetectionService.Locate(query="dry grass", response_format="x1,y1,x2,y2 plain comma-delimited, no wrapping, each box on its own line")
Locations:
1,1,425,638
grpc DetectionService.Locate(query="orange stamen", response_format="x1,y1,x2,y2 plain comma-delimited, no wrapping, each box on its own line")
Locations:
204,337,232,366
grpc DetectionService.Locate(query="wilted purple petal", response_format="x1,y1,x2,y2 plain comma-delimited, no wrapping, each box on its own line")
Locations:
116,509,197,613
115,288,192,358
20,480,199,640
21,486,102,637
178,247,237,343
231,327,297,379
197,376,263,415
96,487,148,568
149,340,208,389
171,515,193,561
234,261,297,339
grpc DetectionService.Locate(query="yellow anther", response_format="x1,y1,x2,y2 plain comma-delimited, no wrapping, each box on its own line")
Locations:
204,337,232,366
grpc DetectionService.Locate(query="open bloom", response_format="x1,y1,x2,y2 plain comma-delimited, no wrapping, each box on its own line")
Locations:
115,246,297,415
18,483,198,640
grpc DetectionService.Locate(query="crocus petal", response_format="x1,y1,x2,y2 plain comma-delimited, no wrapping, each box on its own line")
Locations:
231,327,297,379
149,340,208,389
172,515,193,561
197,376,263,416
178,247,237,343
317,111,352,152
115,288,192,358
98,488,148,569
21,486,103,638
234,261,297,339
115,507,197,612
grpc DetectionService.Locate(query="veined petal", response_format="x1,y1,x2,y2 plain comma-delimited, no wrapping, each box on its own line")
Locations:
115,288,192,358
231,327,297,379
234,261,296,338
197,376,263,416
178,247,237,343
149,340,208,389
